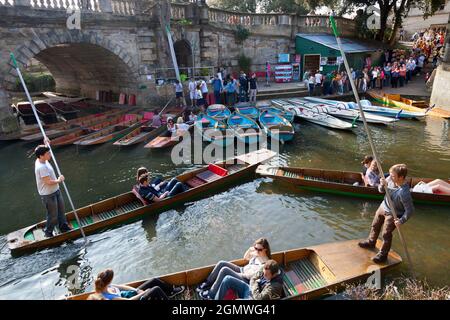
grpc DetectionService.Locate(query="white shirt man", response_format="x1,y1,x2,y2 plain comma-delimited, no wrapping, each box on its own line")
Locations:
188,79,197,106
314,72,322,85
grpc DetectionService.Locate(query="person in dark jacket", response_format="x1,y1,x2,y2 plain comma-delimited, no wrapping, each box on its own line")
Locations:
359,164,414,263
214,260,283,300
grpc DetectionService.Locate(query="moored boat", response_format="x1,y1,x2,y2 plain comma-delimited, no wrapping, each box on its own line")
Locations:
47,100,79,120
227,112,262,144
259,110,295,143
195,114,235,147
235,105,259,120
50,128,95,147
7,149,276,255
292,98,398,125
73,114,144,146
13,101,58,124
65,239,402,300
272,100,355,130
206,104,231,121
257,105,295,123
367,92,450,119
350,100,426,119
256,165,450,206
42,91,85,104
143,123,193,149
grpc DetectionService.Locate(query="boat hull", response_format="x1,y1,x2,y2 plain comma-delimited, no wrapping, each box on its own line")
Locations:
257,166,450,206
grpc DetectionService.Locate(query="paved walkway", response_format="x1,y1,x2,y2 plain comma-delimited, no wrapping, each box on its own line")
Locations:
370,71,432,98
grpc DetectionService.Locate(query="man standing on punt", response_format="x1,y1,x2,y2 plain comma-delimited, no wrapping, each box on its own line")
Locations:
34,144,72,237
358,164,414,263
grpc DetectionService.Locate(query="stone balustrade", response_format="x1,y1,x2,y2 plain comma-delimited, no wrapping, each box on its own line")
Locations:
0,0,356,34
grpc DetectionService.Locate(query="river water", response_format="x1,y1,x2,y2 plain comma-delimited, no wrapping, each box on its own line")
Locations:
0,112,449,299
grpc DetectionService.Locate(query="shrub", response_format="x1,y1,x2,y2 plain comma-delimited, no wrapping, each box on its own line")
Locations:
238,54,252,74
15,72,55,92
235,25,250,43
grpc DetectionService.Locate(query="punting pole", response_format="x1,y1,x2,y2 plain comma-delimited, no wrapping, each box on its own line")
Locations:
10,52,88,247
329,17,415,278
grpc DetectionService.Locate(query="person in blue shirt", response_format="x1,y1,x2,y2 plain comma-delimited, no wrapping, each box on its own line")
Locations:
138,173,186,203
210,75,223,104
224,77,237,107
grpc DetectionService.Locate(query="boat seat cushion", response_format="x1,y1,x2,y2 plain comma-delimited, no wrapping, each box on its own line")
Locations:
196,170,223,183
186,177,206,188
132,185,149,206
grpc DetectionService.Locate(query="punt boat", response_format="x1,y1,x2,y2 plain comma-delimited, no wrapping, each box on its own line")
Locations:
256,165,450,206
227,112,262,144
6,149,276,255
73,114,144,146
206,104,231,121
291,98,397,125
143,124,193,149
304,97,426,119
47,100,79,120
259,110,295,143
195,114,235,147
272,100,354,130
66,239,402,300
367,92,450,119
42,92,86,104
13,101,58,124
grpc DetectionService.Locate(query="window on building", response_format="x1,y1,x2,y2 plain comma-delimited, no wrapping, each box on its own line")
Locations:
327,57,337,65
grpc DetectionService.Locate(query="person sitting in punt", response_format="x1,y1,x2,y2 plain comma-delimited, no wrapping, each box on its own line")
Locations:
360,155,374,181
188,111,198,124
214,260,283,300
162,117,176,137
198,238,271,300
136,167,164,189
426,179,450,195
364,160,380,187
176,117,191,131
88,269,185,300
138,173,186,203
151,109,162,128
359,164,414,263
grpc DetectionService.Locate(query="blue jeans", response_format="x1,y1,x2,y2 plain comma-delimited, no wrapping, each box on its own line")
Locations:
163,178,187,197
205,260,246,298
41,189,69,235
214,90,221,104
215,275,251,300
239,87,248,102
308,84,314,96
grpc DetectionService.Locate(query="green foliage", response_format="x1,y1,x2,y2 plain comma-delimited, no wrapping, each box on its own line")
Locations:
238,54,252,73
177,19,192,26
212,0,338,14
235,25,250,43
210,0,258,13
199,68,211,77
180,73,188,82
15,72,55,92
260,0,309,14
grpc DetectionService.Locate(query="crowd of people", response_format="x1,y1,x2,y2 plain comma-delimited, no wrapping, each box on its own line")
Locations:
410,27,446,69
174,69,259,112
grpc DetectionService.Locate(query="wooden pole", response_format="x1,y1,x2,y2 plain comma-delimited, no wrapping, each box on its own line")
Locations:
329,16,415,278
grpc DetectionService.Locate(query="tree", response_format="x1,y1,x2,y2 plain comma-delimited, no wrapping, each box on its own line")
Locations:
341,0,445,43
260,0,310,14
209,0,258,13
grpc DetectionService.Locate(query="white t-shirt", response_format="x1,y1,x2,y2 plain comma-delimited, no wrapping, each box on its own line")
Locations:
174,83,183,93
196,89,203,99
188,81,197,93
314,73,322,84
200,80,208,94
176,123,190,131
35,159,59,196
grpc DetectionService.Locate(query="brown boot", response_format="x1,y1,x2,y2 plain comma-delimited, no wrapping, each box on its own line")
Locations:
371,252,388,264
358,240,376,249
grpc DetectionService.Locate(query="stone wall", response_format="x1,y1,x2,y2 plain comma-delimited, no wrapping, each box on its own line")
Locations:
430,63,450,111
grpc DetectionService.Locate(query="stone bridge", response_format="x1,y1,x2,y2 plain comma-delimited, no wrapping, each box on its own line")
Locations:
0,0,356,133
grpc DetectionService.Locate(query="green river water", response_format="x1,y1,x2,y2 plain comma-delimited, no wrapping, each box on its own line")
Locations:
0,111,449,299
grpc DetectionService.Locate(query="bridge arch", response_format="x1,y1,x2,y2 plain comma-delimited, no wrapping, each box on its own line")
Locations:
3,30,141,97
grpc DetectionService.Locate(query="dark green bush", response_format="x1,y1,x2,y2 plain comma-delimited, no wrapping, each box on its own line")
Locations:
15,73,55,92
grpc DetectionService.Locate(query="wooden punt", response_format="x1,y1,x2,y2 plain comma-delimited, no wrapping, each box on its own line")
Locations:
256,166,450,206
42,92,85,104
143,125,193,149
13,101,58,124
259,110,295,143
66,239,402,300
367,92,450,119
50,129,95,147
47,100,79,120
7,148,277,255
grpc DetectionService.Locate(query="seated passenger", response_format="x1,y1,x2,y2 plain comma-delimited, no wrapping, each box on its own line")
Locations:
138,173,186,203
198,238,271,300
188,111,198,124
136,166,165,190
89,268,185,300
360,155,374,182
151,109,162,128
176,116,191,131
214,260,283,300
364,160,380,187
162,117,176,137
426,179,450,195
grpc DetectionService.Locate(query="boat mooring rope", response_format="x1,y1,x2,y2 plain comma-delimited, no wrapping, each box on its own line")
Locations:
329,16,416,278
10,52,88,248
